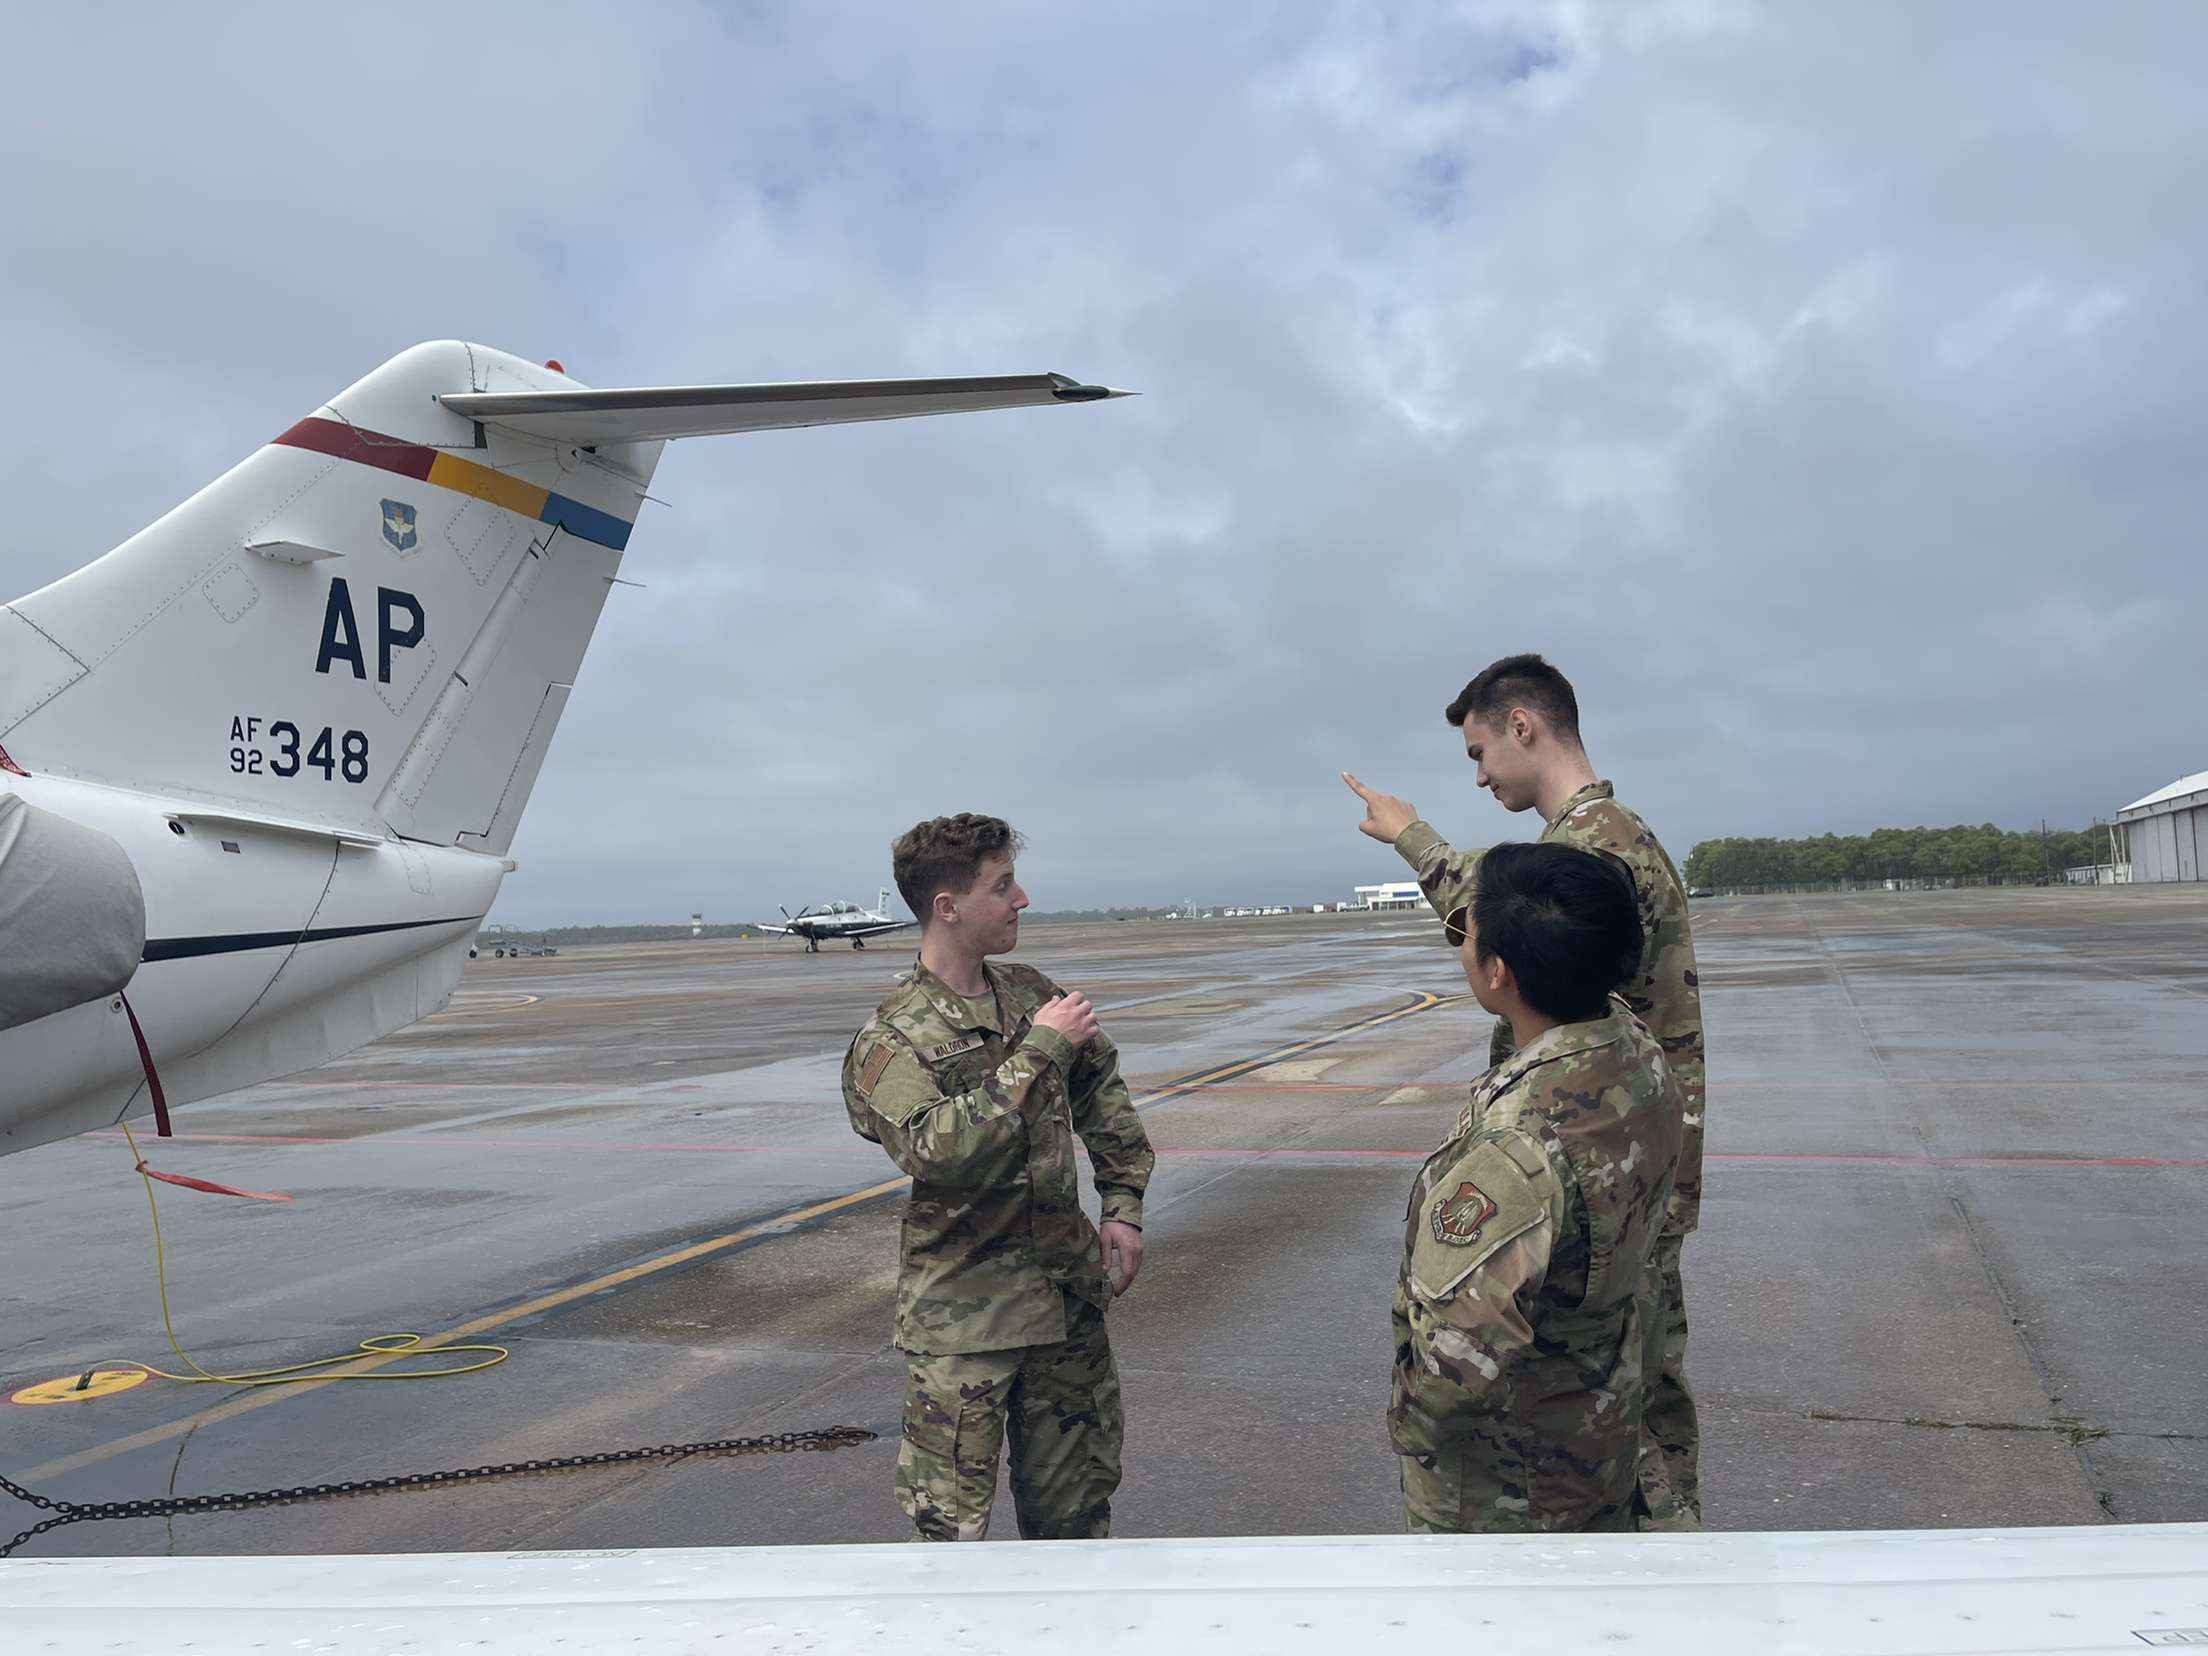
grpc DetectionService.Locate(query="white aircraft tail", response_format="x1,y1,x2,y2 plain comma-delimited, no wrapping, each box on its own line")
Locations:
0,346,1126,857
0,344,655,855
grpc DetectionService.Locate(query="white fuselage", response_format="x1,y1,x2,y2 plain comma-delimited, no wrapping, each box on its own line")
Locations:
0,770,499,1155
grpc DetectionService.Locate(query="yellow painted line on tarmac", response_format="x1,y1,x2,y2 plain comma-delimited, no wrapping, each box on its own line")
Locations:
13,990,1454,1484
449,989,760,1016
14,1174,911,1483
426,993,543,1021
1130,990,1452,1108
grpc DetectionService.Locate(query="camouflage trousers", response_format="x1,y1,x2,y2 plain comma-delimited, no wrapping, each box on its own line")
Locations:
896,1296,1121,1542
1634,1230,1701,1530
1398,1442,1640,1534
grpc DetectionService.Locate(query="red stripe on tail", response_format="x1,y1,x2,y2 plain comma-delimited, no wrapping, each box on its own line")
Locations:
272,416,437,482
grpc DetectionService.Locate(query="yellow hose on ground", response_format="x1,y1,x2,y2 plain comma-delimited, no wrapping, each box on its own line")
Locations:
103,1119,509,1388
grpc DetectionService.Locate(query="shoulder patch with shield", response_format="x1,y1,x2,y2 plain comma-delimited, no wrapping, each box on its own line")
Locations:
1431,1179,1499,1247
1409,1140,1550,1301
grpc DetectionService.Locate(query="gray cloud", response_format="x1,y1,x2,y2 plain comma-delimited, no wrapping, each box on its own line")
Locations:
3,1,2201,922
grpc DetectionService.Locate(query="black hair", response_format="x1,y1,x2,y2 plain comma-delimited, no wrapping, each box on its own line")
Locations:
892,813,1025,920
1470,841,1643,1021
1445,652,1581,742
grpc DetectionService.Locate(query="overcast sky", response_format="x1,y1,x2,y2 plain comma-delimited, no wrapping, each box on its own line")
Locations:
3,2,2201,923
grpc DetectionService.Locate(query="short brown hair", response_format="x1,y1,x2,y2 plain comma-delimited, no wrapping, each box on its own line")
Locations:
1445,652,1581,742
892,813,1025,920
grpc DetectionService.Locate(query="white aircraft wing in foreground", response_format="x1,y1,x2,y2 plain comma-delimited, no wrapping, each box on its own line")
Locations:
7,1525,2205,1654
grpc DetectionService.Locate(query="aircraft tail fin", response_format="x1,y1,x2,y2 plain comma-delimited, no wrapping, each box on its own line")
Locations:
0,345,1128,861
0,342,649,857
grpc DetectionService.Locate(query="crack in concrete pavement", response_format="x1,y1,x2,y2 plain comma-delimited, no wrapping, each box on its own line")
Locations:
1804,1407,2208,1448
1795,898,2126,1519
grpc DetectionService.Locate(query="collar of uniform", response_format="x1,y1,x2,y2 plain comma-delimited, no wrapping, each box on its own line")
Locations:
906,960,1003,1034
1502,1008,1631,1077
1546,778,1615,829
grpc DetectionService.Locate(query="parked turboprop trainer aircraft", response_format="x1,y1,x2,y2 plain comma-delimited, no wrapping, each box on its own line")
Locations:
758,888,912,951
0,343,1126,1159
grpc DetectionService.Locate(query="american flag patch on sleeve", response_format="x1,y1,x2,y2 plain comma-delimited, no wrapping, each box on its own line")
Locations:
856,1043,896,1099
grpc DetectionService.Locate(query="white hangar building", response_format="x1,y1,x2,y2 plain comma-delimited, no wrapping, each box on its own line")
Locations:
1352,880,1426,911
2117,768,2208,883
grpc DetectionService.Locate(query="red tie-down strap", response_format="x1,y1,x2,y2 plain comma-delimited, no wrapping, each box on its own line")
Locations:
117,990,173,1138
132,1165,294,1202
116,991,293,1203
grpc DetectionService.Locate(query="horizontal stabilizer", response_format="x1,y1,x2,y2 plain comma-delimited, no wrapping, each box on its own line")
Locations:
168,807,384,849
440,373,1131,445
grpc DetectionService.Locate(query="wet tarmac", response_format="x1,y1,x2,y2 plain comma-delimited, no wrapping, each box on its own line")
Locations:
4,885,2206,1557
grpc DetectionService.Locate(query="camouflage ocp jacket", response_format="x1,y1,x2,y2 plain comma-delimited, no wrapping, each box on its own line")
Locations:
1394,780,1707,1237
842,959,1154,1357
1389,1007,1683,1531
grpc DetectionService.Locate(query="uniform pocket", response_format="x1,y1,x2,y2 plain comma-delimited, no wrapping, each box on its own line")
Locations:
897,1359,1013,1542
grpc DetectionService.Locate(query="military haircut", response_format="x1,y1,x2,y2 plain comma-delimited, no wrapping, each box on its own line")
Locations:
892,813,1027,920
1472,841,1642,1023
1445,652,1582,742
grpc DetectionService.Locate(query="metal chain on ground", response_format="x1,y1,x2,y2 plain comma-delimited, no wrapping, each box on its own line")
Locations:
0,1424,877,1559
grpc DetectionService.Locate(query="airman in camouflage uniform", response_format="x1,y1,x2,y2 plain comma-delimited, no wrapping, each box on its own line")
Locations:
1397,786,1706,1524
1349,653,1707,1524
1392,841,1683,1532
843,813,1153,1542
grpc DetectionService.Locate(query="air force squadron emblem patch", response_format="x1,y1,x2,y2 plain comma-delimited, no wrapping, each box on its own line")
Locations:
1431,1180,1498,1246
380,499,418,552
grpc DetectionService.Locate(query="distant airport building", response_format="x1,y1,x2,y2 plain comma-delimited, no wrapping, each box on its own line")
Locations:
2117,768,2208,883
1353,880,1425,911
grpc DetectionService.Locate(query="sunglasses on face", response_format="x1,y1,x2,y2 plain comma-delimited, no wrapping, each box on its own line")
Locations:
1443,904,1470,948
